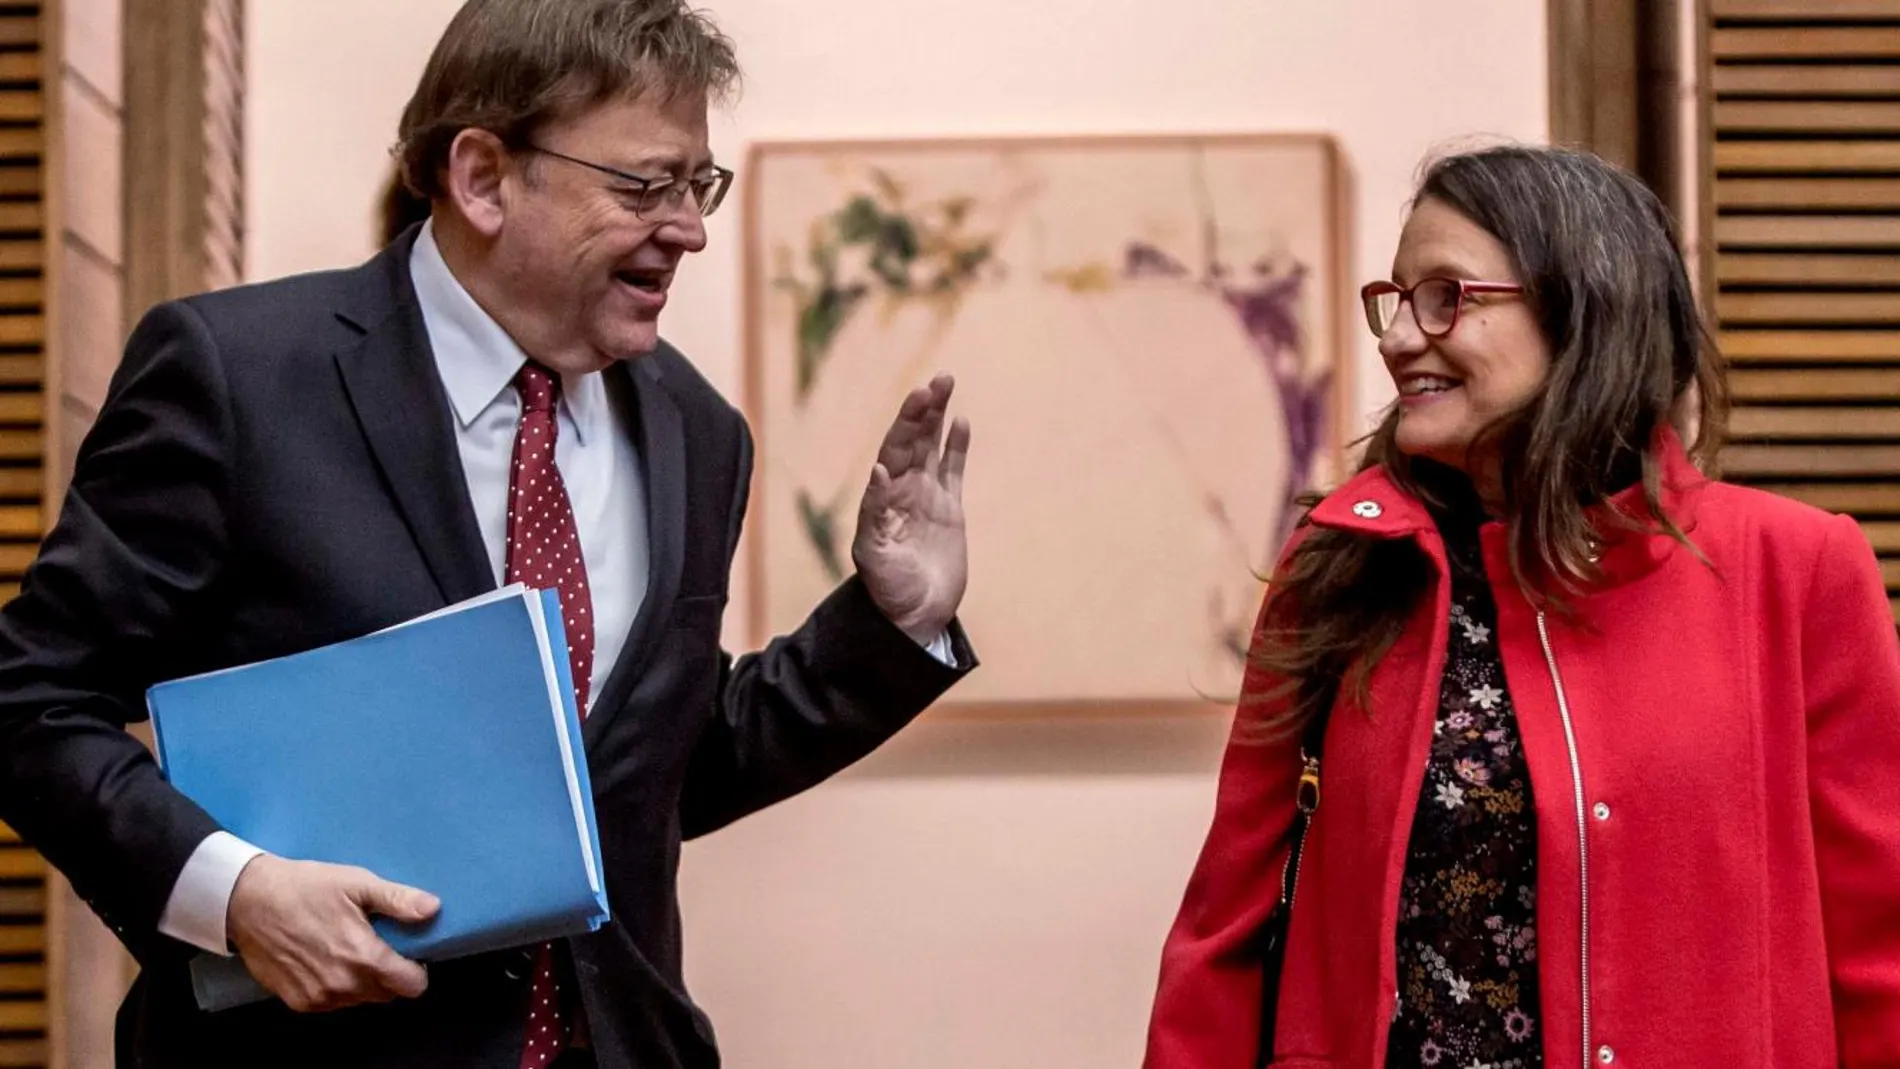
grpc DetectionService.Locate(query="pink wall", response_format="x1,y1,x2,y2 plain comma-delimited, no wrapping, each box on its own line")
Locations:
245,2,1546,1064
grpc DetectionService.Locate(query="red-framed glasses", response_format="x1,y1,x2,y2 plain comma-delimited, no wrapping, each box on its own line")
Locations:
1359,277,1524,338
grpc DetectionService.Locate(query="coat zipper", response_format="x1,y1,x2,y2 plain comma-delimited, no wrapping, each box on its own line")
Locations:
1535,612,1592,1068
1283,753,1321,902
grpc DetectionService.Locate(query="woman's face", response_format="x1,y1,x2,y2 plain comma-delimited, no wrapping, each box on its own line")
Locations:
1376,198,1552,474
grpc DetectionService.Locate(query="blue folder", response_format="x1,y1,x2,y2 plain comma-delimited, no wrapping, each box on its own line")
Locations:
147,585,610,1011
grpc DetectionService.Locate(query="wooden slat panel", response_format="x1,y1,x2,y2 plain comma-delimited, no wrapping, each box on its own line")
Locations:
0,17,35,47
0,543,37,575
0,432,42,464
0,396,42,426
1718,252,1900,285
0,129,40,162
1861,520,1900,552
0,356,41,387
0,924,44,956
1726,445,1900,476
1714,28,1900,59
0,204,42,236
1714,0,1900,16
0,317,44,347
1716,141,1900,173
1706,13,1900,621
0,241,38,272
1751,482,1900,513
1731,406,1900,437
1717,179,1900,212
1716,101,1900,134
0,280,40,310
0,1000,46,1031
0,93,41,124
0,167,39,199
0,469,44,500
1721,330,1900,361
0,53,39,84
0,15,63,1064
1715,215,1900,247
0,963,43,994
1713,65,1900,97
1719,292,1900,323
1731,368,1900,401
0,507,39,538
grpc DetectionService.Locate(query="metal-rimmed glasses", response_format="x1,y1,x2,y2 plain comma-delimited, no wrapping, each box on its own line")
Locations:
526,144,736,219
1359,277,1524,338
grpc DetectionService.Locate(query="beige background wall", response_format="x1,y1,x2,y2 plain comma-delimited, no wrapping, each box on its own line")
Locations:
243,2,1547,1065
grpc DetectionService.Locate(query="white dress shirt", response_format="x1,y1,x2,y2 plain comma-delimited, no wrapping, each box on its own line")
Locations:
156,222,953,955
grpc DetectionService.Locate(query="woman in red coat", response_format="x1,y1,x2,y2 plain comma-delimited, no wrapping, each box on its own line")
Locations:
1143,144,1900,1069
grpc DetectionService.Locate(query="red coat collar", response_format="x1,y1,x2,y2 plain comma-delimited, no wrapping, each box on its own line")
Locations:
1306,428,1708,589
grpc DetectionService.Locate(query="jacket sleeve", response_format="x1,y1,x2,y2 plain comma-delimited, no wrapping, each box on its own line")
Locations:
677,420,974,838
0,301,233,964
1143,574,1308,1068
1802,512,1900,1065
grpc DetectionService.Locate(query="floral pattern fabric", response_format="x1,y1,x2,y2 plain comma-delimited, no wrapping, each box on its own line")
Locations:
1385,521,1545,1069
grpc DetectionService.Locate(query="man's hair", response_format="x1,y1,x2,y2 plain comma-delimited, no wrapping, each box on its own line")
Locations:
378,166,433,244
395,0,740,200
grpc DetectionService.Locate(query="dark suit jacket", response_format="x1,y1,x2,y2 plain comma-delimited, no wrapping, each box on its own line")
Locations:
0,227,973,1068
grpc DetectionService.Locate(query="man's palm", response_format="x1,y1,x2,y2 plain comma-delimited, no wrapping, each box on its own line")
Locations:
852,375,970,644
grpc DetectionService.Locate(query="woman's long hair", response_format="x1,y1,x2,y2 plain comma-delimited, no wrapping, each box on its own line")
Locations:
1244,145,1729,741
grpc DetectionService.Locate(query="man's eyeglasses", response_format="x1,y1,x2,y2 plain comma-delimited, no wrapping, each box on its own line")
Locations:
1359,277,1524,338
526,145,735,219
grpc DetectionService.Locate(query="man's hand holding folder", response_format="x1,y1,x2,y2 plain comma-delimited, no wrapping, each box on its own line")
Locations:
228,856,440,1012
147,585,611,1013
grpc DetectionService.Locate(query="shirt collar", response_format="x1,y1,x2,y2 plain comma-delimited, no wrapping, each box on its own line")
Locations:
408,220,602,445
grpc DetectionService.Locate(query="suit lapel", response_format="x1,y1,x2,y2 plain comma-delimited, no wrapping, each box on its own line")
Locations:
587,358,686,742
331,236,495,607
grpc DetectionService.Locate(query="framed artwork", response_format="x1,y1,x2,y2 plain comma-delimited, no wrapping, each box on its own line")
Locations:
741,134,1351,714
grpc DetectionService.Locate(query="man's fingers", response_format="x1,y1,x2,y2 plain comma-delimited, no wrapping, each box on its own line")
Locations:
367,946,430,1001
877,375,957,475
859,463,892,520
350,874,440,924
876,386,934,473
940,417,971,497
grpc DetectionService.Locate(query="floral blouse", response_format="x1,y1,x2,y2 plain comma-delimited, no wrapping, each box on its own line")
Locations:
1385,510,1545,1069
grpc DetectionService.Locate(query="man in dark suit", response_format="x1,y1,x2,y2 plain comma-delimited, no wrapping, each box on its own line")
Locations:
0,1,976,1065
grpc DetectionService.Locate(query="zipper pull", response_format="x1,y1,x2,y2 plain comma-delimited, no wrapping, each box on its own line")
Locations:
1297,752,1320,814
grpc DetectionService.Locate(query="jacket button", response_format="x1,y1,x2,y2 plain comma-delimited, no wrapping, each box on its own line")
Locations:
1593,802,1611,821
1352,500,1383,519
1598,1046,1616,1064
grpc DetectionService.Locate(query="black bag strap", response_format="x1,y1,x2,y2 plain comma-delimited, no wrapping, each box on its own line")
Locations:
1255,701,1332,1069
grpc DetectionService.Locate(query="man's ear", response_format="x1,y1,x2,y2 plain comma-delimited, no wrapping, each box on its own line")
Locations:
443,129,514,238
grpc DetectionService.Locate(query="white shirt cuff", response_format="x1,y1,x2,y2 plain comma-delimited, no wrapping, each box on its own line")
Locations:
920,628,956,667
157,831,265,956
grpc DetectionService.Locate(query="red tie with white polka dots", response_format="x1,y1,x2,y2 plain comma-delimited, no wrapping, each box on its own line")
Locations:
506,362,593,1067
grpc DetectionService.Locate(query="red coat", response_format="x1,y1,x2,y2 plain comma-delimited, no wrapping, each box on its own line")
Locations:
1144,434,1900,1069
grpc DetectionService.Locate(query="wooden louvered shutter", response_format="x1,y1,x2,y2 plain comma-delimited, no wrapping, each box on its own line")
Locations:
0,2,49,1066
1704,0,1900,619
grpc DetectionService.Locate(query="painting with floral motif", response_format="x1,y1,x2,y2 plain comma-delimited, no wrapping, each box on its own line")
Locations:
742,135,1348,710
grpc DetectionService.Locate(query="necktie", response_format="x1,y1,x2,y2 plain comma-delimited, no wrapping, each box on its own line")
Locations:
507,362,593,1067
